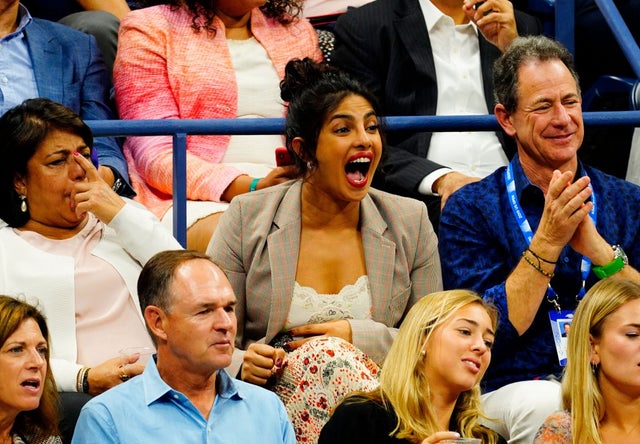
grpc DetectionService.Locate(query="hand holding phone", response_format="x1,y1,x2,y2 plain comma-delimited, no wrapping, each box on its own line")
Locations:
275,147,294,167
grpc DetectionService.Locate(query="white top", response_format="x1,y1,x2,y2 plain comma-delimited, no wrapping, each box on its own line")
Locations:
284,275,373,329
16,214,154,367
0,201,182,391
417,0,508,195
222,37,284,170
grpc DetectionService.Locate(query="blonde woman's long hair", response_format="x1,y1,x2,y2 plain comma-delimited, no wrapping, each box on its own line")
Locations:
343,289,499,443
562,278,640,444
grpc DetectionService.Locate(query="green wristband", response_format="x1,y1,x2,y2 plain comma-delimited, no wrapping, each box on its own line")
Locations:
249,178,260,192
592,245,628,279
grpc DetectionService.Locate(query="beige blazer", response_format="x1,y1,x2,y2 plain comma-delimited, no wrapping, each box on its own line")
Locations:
208,180,442,376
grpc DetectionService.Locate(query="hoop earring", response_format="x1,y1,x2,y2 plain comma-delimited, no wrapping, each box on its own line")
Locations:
306,161,315,170
591,362,599,376
19,195,27,213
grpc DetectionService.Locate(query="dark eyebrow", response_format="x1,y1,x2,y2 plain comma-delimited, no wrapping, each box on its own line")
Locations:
459,318,495,337
329,110,377,123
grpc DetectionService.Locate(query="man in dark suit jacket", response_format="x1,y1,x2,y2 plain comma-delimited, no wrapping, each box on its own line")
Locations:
0,1,133,196
333,0,541,228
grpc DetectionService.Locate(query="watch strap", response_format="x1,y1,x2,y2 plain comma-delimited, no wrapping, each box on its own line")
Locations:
592,245,627,279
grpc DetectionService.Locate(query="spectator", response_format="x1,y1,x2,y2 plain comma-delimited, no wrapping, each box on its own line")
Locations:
319,290,505,444
114,0,322,252
207,58,442,442
72,250,295,444
439,35,640,443
0,98,182,441
20,0,134,80
332,0,541,228
0,295,61,444
534,279,640,443
0,1,132,196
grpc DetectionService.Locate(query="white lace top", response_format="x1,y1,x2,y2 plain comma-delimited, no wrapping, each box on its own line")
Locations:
283,275,373,329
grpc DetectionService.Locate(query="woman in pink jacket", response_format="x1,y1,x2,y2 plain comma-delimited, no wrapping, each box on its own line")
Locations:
114,0,322,252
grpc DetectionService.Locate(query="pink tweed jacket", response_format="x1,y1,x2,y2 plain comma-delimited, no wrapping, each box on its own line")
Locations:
113,6,322,218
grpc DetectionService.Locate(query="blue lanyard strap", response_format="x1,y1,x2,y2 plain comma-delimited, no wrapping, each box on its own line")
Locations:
504,163,596,308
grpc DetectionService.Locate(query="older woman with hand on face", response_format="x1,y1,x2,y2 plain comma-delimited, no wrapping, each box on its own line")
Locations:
320,290,506,444
534,279,640,444
208,58,442,442
0,98,182,441
114,0,322,252
0,296,60,444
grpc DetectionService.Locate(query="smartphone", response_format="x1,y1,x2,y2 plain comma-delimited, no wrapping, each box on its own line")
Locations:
275,147,294,167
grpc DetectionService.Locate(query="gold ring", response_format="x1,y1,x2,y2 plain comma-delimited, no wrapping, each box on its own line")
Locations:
120,368,129,382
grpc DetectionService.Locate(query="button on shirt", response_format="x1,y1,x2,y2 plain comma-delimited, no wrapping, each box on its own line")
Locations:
72,357,295,444
0,5,38,115
417,0,508,195
438,154,640,391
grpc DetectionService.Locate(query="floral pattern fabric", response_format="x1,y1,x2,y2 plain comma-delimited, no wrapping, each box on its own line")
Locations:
272,336,380,444
533,411,572,443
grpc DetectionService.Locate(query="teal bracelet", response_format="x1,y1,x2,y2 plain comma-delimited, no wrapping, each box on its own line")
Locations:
249,178,260,192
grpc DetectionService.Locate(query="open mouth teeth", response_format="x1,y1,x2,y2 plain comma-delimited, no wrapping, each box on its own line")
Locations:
22,380,39,388
345,158,372,183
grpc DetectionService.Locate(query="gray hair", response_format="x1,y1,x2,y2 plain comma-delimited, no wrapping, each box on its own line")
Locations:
493,35,580,113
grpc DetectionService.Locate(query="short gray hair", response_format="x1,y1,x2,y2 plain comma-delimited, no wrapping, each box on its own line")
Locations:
493,35,580,113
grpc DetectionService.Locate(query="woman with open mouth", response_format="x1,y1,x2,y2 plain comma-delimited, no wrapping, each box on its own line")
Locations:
0,296,61,444
208,57,442,443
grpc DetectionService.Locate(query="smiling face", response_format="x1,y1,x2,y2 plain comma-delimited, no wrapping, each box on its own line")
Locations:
0,318,48,422
156,259,237,377
303,94,382,203
13,129,91,232
591,298,640,398
422,303,494,397
498,58,583,174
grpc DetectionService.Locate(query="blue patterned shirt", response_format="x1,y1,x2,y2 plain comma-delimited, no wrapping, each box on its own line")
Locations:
439,154,640,392
72,357,295,444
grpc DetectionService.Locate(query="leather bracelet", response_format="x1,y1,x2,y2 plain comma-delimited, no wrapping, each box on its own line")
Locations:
522,250,555,278
526,248,557,264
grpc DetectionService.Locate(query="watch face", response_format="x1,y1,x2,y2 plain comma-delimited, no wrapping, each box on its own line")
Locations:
613,245,629,265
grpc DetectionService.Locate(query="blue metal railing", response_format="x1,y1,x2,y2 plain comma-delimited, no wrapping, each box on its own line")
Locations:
84,0,640,247
87,110,640,246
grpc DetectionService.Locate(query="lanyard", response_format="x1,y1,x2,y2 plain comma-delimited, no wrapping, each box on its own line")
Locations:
504,163,596,309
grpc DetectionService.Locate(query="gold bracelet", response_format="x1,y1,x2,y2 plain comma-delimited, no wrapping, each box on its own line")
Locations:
76,367,88,393
522,251,555,278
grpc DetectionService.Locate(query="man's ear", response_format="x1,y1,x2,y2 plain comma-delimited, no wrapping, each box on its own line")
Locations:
494,103,517,138
144,306,168,343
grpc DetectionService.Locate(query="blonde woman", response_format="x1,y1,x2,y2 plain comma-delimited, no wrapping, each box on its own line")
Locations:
534,279,640,444
319,290,505,444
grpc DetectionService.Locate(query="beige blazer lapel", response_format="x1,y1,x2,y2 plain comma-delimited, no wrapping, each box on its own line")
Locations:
264,181,302,343
359,194,396,326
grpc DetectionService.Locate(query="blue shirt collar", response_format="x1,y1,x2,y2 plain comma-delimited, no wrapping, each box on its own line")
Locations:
2,4,32,42
509,153,588,201
141,355,244,406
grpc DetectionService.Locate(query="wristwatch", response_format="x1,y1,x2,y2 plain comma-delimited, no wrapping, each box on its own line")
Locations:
592,244,628,279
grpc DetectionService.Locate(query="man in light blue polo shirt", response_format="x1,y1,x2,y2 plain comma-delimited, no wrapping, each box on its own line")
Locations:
72,250,295,444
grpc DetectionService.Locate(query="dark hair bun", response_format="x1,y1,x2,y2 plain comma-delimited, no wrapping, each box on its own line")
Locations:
280,58,339,102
